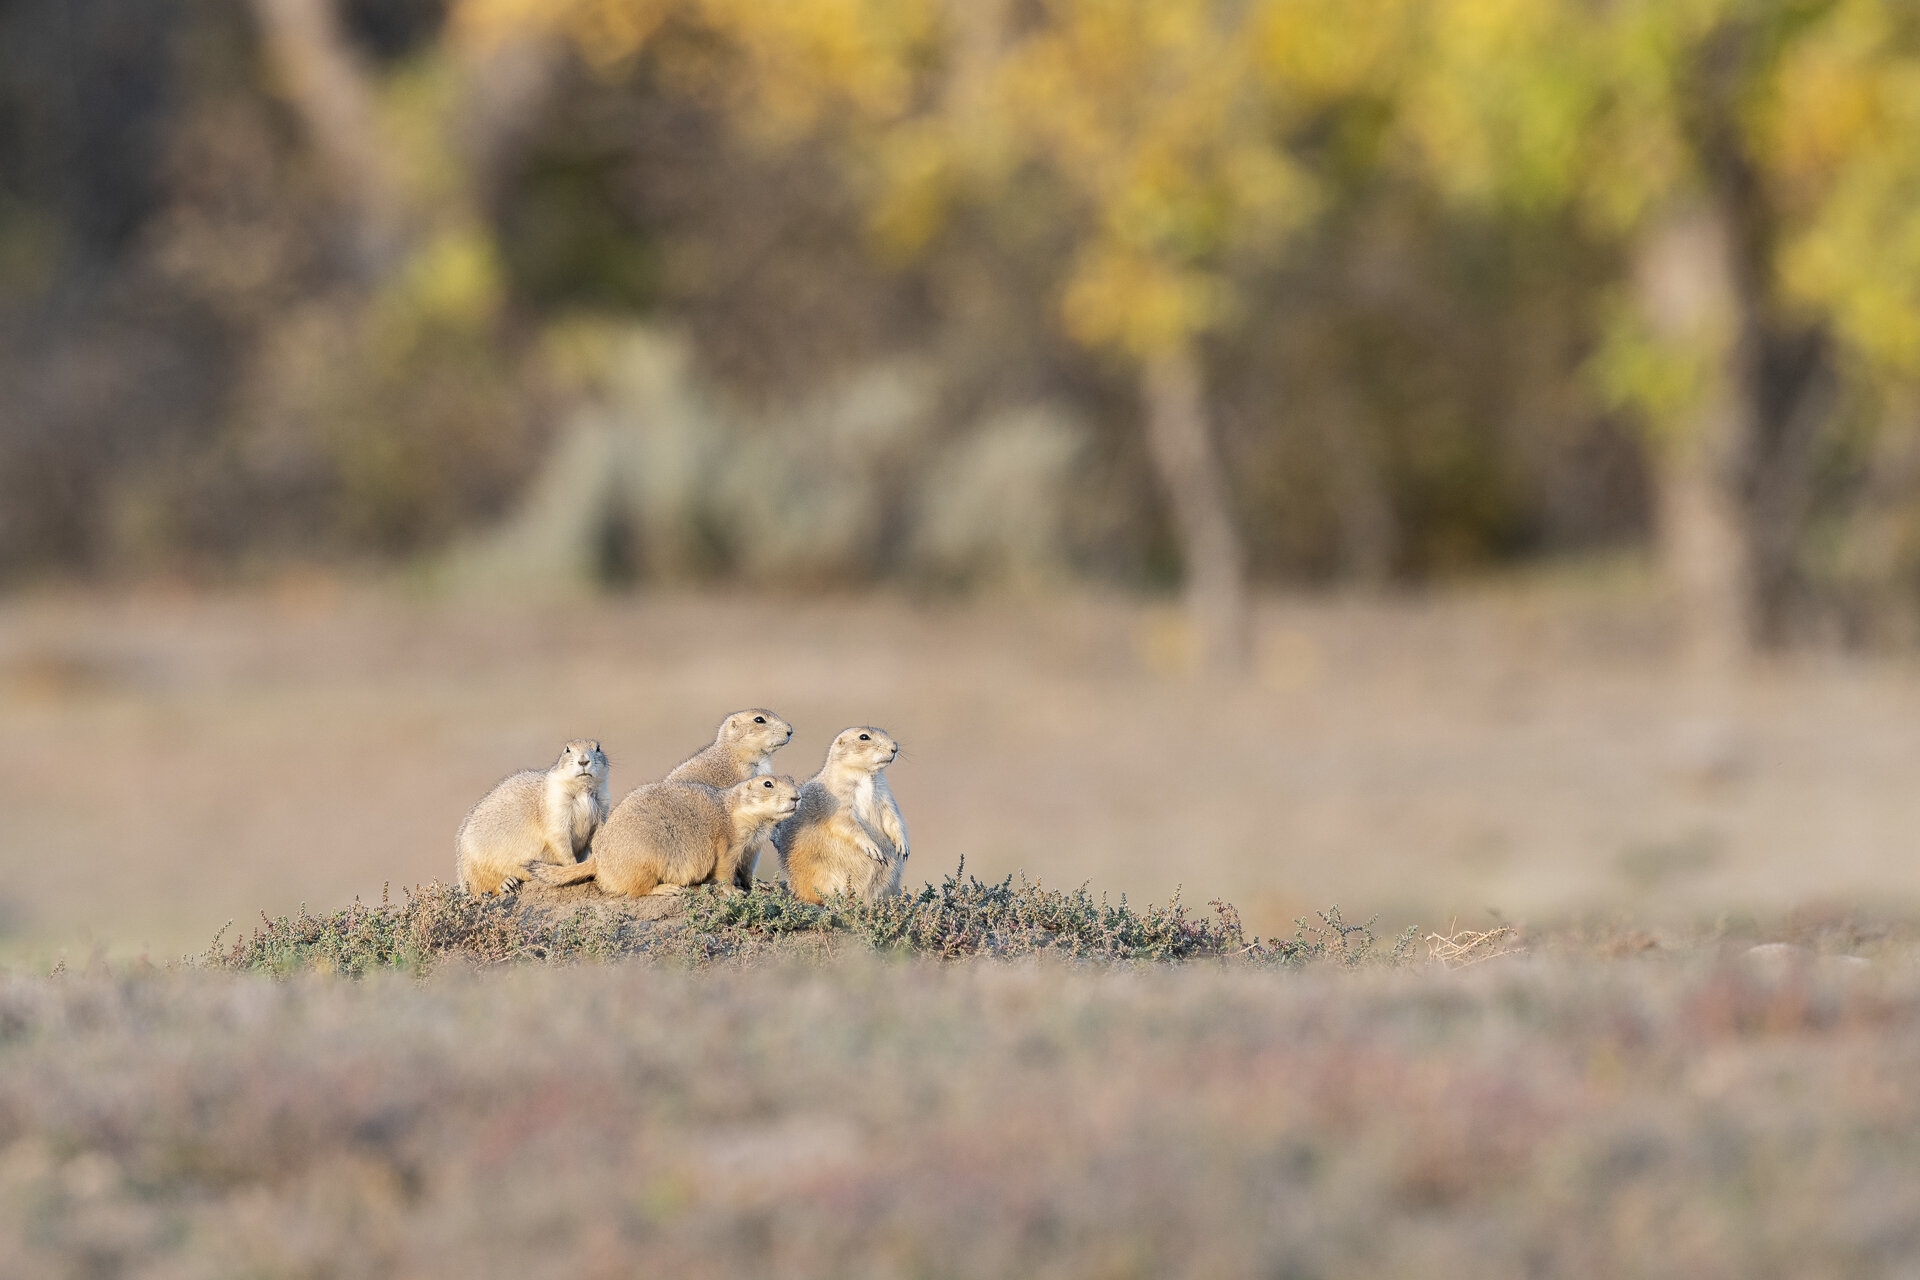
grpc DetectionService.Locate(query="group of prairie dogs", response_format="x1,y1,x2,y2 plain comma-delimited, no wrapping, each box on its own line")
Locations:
454,710,909,905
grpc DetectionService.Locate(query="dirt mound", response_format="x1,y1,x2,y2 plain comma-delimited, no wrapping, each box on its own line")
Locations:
507,879,690,924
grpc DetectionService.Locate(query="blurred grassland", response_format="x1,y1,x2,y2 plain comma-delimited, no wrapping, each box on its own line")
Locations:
4,940,1919,1278
6,574,1920,965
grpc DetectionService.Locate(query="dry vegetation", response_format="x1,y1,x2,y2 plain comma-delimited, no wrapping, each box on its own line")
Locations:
3,928,1918,1279
6,585,1920,1273
193,874,1412,975
10,581,1920,965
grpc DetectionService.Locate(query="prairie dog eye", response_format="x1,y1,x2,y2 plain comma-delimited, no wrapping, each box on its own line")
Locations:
762,779,773,787
754,715,766,724
858,733,870,741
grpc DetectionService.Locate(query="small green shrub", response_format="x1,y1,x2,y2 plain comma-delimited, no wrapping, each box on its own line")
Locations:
1234,903,1423,969
198,883,663,976
689,864,1419,968
683,882,836,936
831,866,1238,961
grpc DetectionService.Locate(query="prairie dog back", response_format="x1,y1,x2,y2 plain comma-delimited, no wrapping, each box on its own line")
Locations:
535,775,800,897
456,739,610,895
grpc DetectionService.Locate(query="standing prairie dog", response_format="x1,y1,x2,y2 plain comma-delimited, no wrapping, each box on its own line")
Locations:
456,739,610,895
774,726,909,904
665,709,793,888
533,776,800,897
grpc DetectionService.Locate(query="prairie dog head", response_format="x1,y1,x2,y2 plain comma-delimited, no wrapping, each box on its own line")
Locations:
553,739,609,790
729,774,800,824
716,709,794,762
825,726,899,774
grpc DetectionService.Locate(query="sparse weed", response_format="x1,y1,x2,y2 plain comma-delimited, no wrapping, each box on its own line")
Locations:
1283,905,1421,968
1425,922,1525,969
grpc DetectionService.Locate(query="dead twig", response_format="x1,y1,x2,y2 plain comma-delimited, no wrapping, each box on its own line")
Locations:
1425,921,1523,969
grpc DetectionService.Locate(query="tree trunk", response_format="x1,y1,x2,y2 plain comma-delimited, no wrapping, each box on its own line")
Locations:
1636,24,1841,667
1634,202,1754,673
1635,191,1835,671
1141,341,1250,672
249,0,403,277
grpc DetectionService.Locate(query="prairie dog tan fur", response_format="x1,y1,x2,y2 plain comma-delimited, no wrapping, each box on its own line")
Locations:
456,739,610,895
666,708,794,787
665,709,794,888
774,726,909,904
533,775,800,898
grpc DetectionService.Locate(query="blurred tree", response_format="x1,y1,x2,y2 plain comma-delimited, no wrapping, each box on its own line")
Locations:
240,0,547,552
21,0,1920,620
250,0,406,275
1409,0,1920,662
0,0,236,575
947,0,1332,670
457,0,1418,671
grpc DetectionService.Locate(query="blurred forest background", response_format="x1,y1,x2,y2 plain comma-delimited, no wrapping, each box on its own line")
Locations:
11,0,1920,957
4,0,1919,664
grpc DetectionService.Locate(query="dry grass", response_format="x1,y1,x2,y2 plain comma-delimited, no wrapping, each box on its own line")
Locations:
3,943,1918,1278
1425,922,1525,969
8,582,1920,1271
11,577,1920,962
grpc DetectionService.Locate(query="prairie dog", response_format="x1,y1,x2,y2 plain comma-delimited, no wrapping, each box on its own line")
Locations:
533,775,800,898
774,726,909,904
665,708,794,787
665,709,794,888
456,739,610,895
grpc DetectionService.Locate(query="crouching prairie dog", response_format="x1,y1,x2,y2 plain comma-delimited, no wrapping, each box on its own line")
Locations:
533,775,800,897
775,726,909,904
665,708,794,888
456,739,610,895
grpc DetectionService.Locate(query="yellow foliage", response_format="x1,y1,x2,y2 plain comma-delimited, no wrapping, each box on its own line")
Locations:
452,0,673,71
374,226,505,362
376,57,470,211
1772,0,1920,374
452,0,1920,378
868,120,962,257
962,0,1330,352
1061,242,1227,355
1766,1,1890,192
453,0,1359,358
1251,0,1415,101
1410,0,1920,413
697,0,935,132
